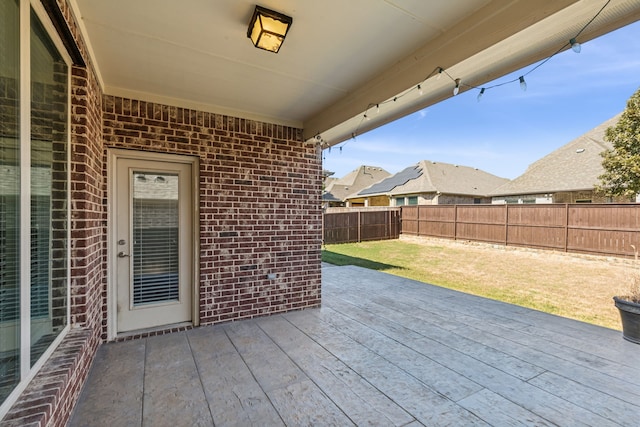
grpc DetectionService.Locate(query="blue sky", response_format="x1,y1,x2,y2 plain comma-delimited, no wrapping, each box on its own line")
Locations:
323,20,640,180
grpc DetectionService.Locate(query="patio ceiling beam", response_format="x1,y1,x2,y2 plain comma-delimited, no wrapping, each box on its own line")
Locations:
303,0,579,145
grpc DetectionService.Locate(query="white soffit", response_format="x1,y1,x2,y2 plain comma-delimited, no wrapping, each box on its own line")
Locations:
69,0,640,143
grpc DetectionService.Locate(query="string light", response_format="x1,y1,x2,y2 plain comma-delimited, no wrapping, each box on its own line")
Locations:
570,38,581,53
324,0,611,157
519,76,527,91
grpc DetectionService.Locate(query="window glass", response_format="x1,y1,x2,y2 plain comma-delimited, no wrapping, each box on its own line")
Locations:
407,196,418,205
133,173,180,305
0,0,21,403
30,8,68,366
395,197,405,206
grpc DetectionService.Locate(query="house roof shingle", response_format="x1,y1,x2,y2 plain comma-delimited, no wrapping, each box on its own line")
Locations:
358,160,508,197
323,165,390,201
490,114,621,196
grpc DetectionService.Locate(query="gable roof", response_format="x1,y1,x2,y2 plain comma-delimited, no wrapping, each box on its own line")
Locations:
490,114,620,196
358,160,509,197
323,165,390,201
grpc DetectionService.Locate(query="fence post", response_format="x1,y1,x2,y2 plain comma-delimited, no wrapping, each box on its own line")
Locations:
454,205,458,241
358,211,362,243
384,210,388,240
504,204,508,246
564,203,569,252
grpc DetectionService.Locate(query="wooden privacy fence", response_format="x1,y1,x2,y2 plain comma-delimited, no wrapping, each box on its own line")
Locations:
323,209,401,244
402,204,640,258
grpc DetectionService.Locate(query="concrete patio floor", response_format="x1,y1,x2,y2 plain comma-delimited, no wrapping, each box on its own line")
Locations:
69,264,640,426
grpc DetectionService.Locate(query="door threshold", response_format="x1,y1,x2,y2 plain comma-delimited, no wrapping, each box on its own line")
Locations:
114,322,193,341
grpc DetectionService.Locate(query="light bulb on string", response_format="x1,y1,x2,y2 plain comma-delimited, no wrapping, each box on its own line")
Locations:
436,67,443,80
453,79,461,96
519,76,527,92
418,84,423,96
376,104,380,114
570,38,581,53
477,88,485,102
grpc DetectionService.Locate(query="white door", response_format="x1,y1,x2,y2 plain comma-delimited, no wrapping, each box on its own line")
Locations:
113,155,194,333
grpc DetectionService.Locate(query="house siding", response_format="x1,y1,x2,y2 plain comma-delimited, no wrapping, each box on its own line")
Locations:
2,1,322,425
491,191,631,204
437,194,491,205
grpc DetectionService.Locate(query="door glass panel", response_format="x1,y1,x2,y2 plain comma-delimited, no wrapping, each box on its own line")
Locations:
132,172,179,306
0,0,20,403
30,8,68,367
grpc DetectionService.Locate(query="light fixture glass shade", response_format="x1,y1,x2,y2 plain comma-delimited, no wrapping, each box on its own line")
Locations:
248,6,293,53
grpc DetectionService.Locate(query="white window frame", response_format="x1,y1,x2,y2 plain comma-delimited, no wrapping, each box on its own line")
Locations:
0,0,72,418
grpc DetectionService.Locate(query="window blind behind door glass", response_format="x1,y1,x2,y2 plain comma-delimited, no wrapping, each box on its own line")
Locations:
132,172,179,306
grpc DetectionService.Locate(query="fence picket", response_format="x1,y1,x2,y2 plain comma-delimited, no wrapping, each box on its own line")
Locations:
401,204,640,258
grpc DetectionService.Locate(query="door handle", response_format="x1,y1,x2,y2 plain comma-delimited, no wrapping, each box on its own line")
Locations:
118,251,130,258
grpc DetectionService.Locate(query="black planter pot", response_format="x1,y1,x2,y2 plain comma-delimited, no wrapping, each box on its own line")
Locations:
613,296,640,344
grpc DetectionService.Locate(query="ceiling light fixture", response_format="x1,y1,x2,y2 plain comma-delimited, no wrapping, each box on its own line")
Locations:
247,5,293,53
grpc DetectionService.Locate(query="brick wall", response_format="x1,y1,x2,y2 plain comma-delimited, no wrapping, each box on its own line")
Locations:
102,96,323,325
69,64,105,334
4,1,322,425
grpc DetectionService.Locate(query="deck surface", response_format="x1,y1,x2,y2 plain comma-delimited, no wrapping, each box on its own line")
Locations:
70,264,640,426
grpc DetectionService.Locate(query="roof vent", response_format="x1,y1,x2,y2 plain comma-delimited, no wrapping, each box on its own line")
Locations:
576,148,585,153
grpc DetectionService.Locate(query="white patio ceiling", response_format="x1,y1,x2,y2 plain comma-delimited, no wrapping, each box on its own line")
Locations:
69,0,640,147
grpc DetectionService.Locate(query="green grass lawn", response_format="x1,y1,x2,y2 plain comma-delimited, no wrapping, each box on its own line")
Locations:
322,239,630,330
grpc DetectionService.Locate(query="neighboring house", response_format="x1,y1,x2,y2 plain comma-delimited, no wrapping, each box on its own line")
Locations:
350,160,509,206
322,169,337,191
490,114,628,204
323,165,390,207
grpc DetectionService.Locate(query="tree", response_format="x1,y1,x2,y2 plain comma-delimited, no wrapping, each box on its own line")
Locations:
597,87,640,199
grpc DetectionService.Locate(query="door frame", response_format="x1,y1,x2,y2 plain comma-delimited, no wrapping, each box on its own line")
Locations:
107,149,200,340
